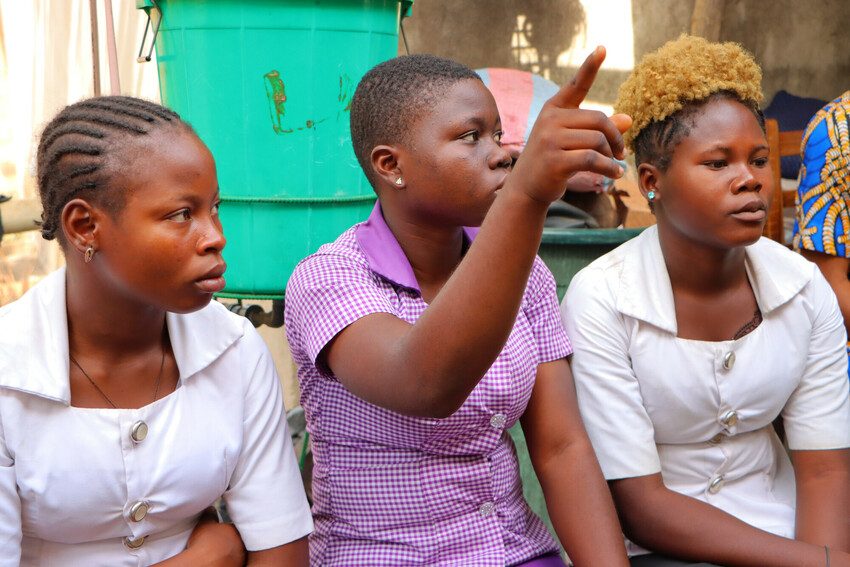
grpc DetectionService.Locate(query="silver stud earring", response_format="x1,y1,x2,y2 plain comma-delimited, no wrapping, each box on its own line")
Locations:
394,178,403,186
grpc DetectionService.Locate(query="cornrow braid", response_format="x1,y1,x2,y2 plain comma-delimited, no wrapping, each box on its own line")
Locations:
36,95,190,241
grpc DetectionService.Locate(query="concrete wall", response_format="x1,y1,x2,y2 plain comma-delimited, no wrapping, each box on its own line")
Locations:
401,0,850,107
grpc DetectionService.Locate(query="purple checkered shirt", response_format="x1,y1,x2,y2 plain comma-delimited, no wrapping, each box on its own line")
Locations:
285,203,572,566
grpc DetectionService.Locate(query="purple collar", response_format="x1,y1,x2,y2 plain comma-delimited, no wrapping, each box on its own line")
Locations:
355,202,479,293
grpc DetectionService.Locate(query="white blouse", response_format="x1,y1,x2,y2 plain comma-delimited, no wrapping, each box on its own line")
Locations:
0,269,312,566
562,226,850,555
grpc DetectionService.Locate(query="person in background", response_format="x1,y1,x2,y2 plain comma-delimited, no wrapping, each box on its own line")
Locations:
477,67,629,229
562,36,850,567
0,96,312,566
793,90,850,376
285,51,632,566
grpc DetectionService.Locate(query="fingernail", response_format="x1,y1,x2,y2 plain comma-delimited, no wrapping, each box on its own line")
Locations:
616,166,624,177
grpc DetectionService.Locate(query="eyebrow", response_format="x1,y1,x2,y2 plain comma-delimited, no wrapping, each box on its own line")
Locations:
701,144,769,154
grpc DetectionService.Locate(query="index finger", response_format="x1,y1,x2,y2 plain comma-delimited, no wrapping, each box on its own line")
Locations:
548,46,606,109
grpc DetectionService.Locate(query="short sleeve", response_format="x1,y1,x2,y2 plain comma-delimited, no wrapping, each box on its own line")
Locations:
561,267,662,480
523,257,572,363
223,327,313,551
284,251,396,371
0,410,21,566
782,270,850,450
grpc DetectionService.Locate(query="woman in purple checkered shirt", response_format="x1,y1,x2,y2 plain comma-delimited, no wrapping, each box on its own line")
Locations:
285,51,632,566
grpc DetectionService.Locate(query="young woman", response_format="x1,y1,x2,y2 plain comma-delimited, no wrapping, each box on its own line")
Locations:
562,35,850,567
284,51,632,565
0,96,312,565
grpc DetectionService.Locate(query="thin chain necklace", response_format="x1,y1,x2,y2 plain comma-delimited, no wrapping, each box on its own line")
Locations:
69,328,167,409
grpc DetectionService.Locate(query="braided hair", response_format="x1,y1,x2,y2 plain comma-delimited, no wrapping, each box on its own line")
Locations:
36,96,192,242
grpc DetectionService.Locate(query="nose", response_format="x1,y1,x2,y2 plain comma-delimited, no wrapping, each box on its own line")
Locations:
198,216,226,254
490,142,513,170
732,163,762,194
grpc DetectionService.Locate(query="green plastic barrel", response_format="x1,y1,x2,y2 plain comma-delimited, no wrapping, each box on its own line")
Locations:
538,227,645,300
138,0,412,299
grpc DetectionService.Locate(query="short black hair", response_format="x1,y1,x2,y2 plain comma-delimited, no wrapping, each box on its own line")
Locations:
633,90,765,171
36,95,194,242
350,54,482,187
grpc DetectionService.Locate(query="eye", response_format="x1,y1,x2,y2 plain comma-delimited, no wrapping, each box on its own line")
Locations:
752,157,769,167
167,208,191,222
211,200,221,215
494,130,503,144
459,130,480,142
705,160,727,170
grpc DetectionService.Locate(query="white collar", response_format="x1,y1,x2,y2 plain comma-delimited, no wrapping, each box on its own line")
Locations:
0,268,244,404
614,225,813,335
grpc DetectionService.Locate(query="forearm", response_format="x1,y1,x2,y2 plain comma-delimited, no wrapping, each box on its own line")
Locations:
535,440,628,566
617,484,828,567
795,452,850,551
246,536,309,566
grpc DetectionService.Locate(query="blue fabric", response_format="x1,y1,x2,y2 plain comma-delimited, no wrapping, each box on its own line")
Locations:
791,91,850,378
764,90,828,179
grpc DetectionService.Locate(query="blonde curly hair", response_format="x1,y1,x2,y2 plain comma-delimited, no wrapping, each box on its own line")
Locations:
615,34,764,154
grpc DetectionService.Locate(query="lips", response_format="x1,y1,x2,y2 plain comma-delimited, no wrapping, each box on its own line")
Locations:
195,262,227,293
730,200,767,222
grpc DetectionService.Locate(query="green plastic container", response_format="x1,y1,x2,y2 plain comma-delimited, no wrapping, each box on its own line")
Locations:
538,227,644,300
138,0,412,299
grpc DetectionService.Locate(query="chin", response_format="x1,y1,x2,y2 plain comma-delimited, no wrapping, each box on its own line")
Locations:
167,293,216,314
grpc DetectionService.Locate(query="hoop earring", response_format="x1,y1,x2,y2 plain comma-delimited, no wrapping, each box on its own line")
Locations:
84,245,95,263
394,178,403,186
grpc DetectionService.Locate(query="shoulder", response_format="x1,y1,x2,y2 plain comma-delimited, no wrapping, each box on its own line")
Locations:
566,228,647,303
286,225,374,291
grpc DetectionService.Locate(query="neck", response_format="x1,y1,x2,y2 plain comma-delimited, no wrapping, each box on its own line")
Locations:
381,207,466,292
657,221,747,294
64,262,166,361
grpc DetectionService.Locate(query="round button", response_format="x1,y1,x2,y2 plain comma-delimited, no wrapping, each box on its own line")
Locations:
722,351,736,370
478,501,495,517
708,475,725,494
130,421,148,443
721,410,739,427
129,501,150,522
124,535,146,549
489,413,507,430
708,433,724,445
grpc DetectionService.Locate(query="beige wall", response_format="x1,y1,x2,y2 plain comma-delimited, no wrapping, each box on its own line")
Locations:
402,0,850,107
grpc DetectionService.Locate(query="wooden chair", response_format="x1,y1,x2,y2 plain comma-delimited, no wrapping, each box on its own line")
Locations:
764,118,804,244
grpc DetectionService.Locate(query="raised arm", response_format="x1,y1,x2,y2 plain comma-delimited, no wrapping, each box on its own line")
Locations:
321,47,631,418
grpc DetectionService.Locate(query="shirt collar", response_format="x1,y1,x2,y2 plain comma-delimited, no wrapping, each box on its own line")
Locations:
0,267,244,404
617,225,812,335
355,202,479,292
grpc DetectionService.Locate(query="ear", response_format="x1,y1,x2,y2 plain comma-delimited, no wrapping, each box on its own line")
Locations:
370,145,404,189
60,198,102,255
637,162,662,202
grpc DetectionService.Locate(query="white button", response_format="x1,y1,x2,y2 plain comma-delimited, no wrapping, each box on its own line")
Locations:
129,501,149,522
708,475,725,494
489,413,507,429
124,535,146,549
722,351,736,370
478,502,495,517
721,410,739,427
130,421,148,443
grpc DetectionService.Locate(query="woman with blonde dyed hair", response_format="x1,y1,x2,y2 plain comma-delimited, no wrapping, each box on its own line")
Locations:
562,35,850,566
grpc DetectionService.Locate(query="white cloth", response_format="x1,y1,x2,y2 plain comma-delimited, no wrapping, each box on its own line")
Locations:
562,225,850,555
0,268,312,566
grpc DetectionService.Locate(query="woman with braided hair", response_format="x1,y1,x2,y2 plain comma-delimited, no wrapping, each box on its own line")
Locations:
0,96,312,565
562,36,850,566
